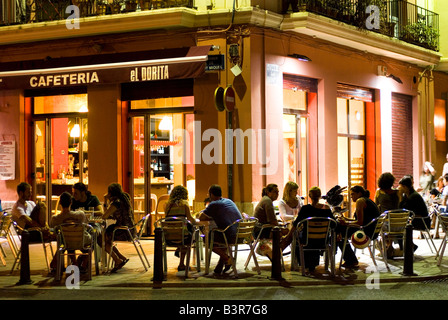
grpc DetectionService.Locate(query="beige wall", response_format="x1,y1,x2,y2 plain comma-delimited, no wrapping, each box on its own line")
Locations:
0,90,24,201
87,84,122,200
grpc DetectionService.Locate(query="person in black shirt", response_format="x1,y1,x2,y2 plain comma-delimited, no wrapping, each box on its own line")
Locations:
71,182,103,215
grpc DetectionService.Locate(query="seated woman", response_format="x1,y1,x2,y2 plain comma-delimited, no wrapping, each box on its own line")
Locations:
253,184,280,240
374,172,400,214
102,183,134,273
398,176,431,253
164,185,197,272
278,181,303,225
280,187,333,271
337,186,380,269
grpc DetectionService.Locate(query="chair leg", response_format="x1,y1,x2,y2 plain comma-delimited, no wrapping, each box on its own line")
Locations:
299,246,306,276
228,245,238,278
247,243,261,274
437,237,447,266
185,245,191,278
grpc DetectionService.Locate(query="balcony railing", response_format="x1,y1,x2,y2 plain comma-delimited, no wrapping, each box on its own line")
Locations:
0,0,439,51
297,0,439,51
0,0,193,25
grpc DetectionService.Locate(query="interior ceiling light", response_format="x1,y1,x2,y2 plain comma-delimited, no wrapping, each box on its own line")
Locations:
288,54,312,62
159,116,173,131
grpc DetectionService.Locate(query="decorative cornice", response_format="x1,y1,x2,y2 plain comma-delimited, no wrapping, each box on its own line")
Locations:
0,7,440,67
281,12,441,67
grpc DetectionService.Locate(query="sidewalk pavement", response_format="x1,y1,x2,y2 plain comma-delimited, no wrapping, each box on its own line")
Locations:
1,233,448,291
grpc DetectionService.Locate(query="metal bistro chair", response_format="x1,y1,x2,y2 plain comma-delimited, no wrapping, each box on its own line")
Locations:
381,209,414,268
339,213,388,271
107,214,151,272
155,216,201,278
412,214,438,254
155,194,170,223
294,217,337,276
0,213,20,266
434,210,448,266
10,222,55,273
245,222,288,271
55,222,95,281
209,217,260,278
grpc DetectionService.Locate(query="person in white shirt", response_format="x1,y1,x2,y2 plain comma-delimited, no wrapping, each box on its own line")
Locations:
442,174,448,206
278,181,303,225
11,182,52,242
442,153,448,177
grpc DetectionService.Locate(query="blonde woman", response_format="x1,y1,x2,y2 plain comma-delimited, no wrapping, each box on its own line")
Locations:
278,181,303,224
165,185,197,271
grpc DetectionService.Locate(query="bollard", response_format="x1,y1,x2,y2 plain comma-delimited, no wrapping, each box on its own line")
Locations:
270,227,283,280
402,223,417,276
152,227,164,287
17,230,33,285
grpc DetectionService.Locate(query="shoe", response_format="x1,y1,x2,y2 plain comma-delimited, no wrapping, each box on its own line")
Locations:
214,259,224,274
177,265,191,272
111,258,129,273
341,261,359,269
223,257,233,273
174,248,180,258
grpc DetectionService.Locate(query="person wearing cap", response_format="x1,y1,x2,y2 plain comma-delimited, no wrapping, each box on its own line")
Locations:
336,185,380,269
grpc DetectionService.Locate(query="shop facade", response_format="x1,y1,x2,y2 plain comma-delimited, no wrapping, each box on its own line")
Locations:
0,4,446,222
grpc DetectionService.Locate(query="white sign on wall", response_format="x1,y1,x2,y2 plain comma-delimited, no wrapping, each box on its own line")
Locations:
0,141,15,180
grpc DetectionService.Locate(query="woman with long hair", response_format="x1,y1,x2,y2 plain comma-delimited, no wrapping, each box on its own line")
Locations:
278,181,302,224
374,172,399,213
165,185,197,271
102,183,135,272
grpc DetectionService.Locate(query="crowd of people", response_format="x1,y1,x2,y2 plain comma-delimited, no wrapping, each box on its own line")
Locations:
8,156,448,277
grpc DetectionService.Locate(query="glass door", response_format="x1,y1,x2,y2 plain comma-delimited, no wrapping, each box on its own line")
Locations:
283,114,308,200
33,117,88,220
337,98,366,213
130,112,194,235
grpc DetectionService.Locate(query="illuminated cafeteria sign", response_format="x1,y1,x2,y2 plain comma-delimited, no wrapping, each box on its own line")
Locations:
0,46,211,90
29,72,100,87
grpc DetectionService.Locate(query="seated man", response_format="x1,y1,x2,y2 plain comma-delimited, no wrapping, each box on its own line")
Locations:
11,182,52,242
199,184,242,275
71,182,103,215
50,192,91,273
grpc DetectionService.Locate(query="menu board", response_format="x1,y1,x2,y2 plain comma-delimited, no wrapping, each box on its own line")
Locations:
0,141,15,180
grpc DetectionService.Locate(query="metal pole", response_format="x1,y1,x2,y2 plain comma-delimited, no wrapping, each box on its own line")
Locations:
152,227,164,288
402,224,417,276
270,227,283,280
17,230,33,285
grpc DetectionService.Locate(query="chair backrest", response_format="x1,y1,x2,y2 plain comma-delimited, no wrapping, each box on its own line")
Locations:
57,223,91,251
436,211,448,232
156,194,170,214
234,218,257,245
0,213,12,237
296,217,337,249
150,194,158,213
135,214,150,239
363,213,387,240
156,217,192,246
383,209,414,235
